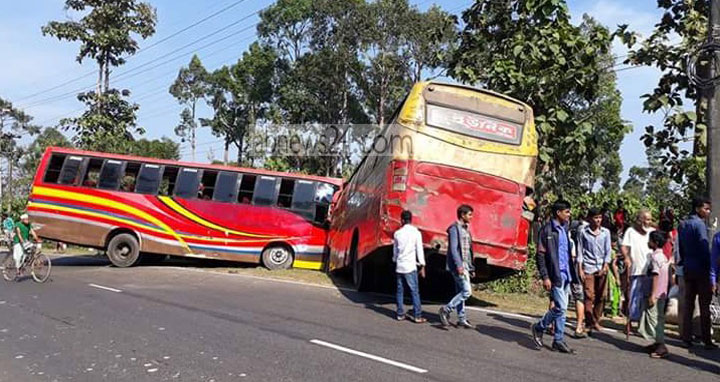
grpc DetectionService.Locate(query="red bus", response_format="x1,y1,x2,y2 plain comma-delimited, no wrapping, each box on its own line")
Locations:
328,82,538,289
27,147,342,270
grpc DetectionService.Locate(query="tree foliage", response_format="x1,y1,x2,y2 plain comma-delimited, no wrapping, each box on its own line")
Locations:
619,0,709,197
42,0,157,94
170,54,208,161
448,0,629,199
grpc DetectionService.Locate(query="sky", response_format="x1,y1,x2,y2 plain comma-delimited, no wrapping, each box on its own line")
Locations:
0,0,665,179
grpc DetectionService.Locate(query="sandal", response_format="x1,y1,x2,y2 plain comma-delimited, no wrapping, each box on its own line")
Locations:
650,350,668,359
412,317,427,324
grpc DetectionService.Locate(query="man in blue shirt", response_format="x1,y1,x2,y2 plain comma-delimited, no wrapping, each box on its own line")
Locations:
677,196,718,349
531,200,575,354
577,207,612,333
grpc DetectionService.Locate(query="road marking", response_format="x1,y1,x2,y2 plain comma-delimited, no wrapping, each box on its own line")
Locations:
88,283,122,293
309,339,428,374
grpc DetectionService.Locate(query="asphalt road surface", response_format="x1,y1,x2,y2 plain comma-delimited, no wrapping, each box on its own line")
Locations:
1,255,719,381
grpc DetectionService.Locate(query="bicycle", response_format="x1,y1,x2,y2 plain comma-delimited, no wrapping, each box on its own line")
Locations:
2,242,51,283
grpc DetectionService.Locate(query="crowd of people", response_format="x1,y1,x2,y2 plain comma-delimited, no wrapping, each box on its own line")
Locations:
391,198,720,359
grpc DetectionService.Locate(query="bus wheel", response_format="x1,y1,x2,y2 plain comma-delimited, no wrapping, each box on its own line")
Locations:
351,242,368,291
262,246,293,270
107,233,141,268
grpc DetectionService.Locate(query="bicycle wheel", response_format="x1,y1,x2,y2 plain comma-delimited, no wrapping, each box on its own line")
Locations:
31,253,51,283
2,255,17,282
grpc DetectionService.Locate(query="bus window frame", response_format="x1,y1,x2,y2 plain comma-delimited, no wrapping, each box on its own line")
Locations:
135,163,165,195
252,176,280,206
58,155,86,186
97,159,126,191
212,171,241,203
174,167,202,200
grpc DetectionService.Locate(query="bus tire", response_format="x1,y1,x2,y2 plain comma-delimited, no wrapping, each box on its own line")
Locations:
350,236,369,291
261,245,294,270
107,233,141,268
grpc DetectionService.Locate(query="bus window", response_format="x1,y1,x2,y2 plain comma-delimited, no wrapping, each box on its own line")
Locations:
81,158,104,188
174,168,200,199
238,174,256,204
252,176,279,206
121,162,141,192
213,171,239,203
135,164,163,194
159,166,179,196
291,180,315,219
58,156,84,185
44,154,66,183
98,160,124,190
314,183,336,223
200,170,218,200
277,178,295,208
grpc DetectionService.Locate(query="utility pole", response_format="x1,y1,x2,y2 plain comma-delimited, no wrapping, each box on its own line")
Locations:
707,0,720,235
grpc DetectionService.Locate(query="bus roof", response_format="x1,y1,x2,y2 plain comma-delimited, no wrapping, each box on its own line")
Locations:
44,146,344,187
424,81,531,110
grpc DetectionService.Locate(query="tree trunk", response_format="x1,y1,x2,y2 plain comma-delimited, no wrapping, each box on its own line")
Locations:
191,101,197,162
96,62,103,97
223,140,229,166
7,156,13,202
104,56,110,93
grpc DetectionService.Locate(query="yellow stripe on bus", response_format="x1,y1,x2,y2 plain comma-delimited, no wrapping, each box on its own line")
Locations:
293,260,323,270
32,186,193,254
157,196,281,239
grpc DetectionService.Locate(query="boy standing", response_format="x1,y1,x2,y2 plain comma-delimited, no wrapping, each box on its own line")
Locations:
393,210,427,323
531,200,575,354
439,205,475,328
640,231,671,358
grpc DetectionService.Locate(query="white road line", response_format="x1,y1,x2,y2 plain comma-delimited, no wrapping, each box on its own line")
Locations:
88,283,122,293
309,339,428,374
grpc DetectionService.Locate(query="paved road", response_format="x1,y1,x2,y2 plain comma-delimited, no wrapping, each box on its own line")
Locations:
1,256,718,381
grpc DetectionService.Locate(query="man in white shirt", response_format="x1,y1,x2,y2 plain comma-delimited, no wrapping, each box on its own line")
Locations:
621,208,655,325
393,210,427,323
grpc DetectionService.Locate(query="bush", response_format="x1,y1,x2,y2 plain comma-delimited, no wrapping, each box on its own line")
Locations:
485,244,544,296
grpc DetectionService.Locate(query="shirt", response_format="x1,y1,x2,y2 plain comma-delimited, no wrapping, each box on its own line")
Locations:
13,221,32,244
2,217,14,233
392,224,425,274
622,226,654,276
458,222,472,269
577,225,612,274
552,219,571,283
678,214,712,277
709,232,720,285
662,230,677,261
649,248,670,299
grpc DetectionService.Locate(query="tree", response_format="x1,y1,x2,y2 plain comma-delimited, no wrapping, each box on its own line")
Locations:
448,0,624,197
405,5,457,83
0,97,40,202
170,55,208,161
42,0,157,95
202,43,279,165
58,89,144,153
257,0,314,62
22,128,73,178
128,137,180,160
619,0,709,197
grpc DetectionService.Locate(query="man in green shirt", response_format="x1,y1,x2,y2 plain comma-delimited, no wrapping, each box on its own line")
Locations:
13,214,39,270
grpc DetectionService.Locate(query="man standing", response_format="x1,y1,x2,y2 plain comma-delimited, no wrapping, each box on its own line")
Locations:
577,208,612,333
393,210,427,323
439,205,475,329
531,200,575,354
678,197,718,349
622,209,654,329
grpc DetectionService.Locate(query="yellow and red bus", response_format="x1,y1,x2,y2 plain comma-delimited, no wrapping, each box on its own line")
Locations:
328,81,537,289
27,147,342,270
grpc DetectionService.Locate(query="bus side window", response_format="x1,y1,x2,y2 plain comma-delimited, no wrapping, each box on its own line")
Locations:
174,168,200,199
81,158,104,188
135,164,163,194
238,174,256,204
314,183,336,223
98,160,124,190
277,178,295,208
200,170,218,200
291,180,315,220
213,172,239,203
122,162,141,192
44,154,66,183
159,166,179,196
252,176,279,206
58,156,84,185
